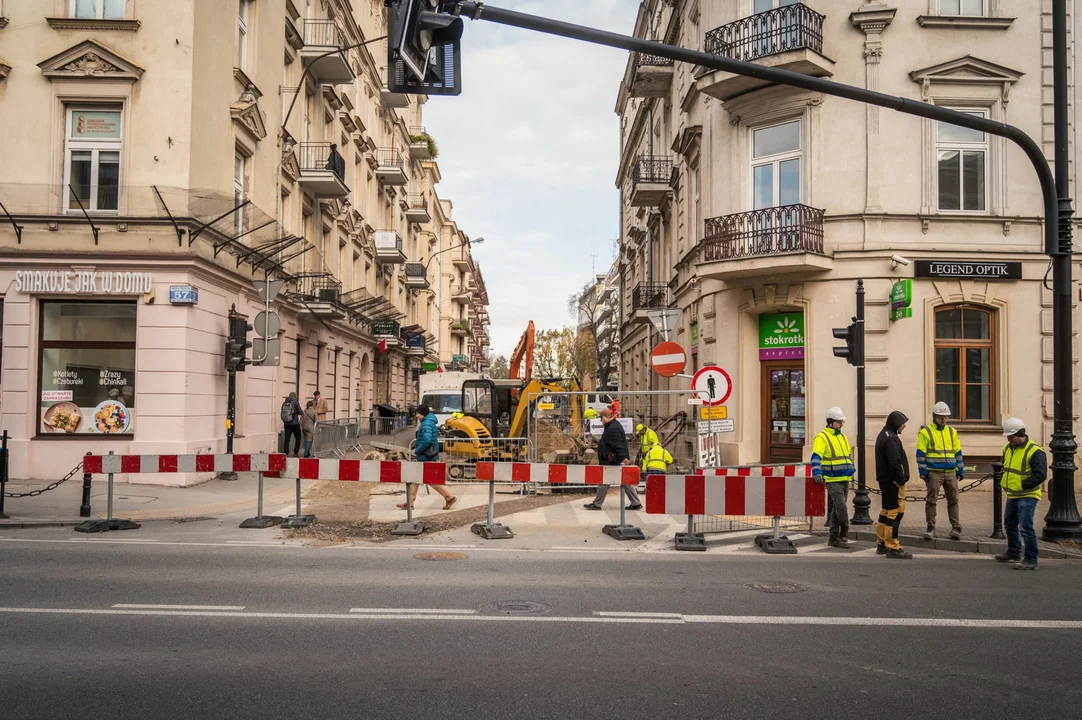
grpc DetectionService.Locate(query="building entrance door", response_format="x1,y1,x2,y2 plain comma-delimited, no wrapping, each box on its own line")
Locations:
760,361,806,463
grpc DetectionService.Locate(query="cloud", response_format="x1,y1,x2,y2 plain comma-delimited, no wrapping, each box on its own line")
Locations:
424,0,634,357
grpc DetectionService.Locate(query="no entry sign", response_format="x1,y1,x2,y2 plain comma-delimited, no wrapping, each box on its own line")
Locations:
651,341,687,377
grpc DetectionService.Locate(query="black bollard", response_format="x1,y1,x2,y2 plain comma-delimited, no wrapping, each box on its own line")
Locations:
80,451,93,518
990,462,1005,540
0,429,8,519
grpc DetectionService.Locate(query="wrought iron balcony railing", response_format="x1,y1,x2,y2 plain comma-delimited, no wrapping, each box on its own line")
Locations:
376,148,404,168
631,156,674,185
632,282,670,312
702,203,824,261
405,262,427,279
303,19,344,48
299,142,345,181
705,3,824,62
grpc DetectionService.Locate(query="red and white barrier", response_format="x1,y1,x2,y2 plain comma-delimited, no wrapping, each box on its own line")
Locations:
645,464,824,517
475,462,639,485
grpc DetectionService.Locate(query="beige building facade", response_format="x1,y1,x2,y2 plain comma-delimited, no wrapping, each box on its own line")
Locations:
0,0,488,484
617,0,1082,470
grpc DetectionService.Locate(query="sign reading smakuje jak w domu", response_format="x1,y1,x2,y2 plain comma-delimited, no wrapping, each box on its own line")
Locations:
758,312,804,360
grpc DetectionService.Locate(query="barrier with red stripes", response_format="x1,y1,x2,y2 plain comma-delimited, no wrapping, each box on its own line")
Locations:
645,464,824,517
475,462,639,486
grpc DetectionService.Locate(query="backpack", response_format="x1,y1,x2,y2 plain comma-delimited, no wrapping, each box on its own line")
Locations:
281,399,296,424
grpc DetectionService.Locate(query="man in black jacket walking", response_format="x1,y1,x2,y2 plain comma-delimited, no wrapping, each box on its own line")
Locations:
875,410,913,559
584,409,639,510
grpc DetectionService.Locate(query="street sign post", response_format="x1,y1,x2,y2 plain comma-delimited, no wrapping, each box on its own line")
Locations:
691,366,731,406
650,341,687,377
646,309,682,342
252,279,285,305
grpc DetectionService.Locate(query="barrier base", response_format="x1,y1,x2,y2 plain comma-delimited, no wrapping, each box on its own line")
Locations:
471,522,514,540
239,515,284,529
603,524,646,541
391,520,428,536
280,514,316,529
74,518,141,533
755,533,798,554
674,532,707,551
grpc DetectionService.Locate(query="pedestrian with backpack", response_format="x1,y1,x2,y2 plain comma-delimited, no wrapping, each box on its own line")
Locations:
397,405,457,511
281,392,303,457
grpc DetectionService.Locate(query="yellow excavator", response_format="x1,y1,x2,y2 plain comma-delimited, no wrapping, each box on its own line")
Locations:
441,322,583,474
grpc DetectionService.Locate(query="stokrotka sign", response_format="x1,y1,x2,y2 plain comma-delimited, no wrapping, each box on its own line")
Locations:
15,270,153,295
758,312,804,360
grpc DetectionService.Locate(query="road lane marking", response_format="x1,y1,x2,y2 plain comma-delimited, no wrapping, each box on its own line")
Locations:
594,611,683,618
1,607,1079,629
112,604,246,611
349,608,477,614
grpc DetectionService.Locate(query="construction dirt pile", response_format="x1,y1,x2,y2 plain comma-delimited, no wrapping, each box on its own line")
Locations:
535,421,577,456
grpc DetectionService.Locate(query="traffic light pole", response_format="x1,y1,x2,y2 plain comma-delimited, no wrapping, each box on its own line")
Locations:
226,305,237,458
852,281,871,525
441,0,1080,541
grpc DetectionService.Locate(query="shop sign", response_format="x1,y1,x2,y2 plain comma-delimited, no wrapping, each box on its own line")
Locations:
421,362,438,372
758,312,805,360
169,286,199,305
16,270,153,295
890,279,913,321
72,110,121,140
690,322,699,345
914,260,1022,280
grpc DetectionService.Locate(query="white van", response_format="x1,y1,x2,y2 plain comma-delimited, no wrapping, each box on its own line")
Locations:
419,371,481,425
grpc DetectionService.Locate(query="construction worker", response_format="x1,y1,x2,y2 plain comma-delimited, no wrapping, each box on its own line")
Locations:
875,410,913,559
811,407,855,548
584,407,599,422
635,423,659,464
916,401,965,540
994,418,1046,571
641,441,673,476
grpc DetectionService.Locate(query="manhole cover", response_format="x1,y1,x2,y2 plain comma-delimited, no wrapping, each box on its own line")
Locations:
479,600,552,616
413,552,468,561
744,581,807,594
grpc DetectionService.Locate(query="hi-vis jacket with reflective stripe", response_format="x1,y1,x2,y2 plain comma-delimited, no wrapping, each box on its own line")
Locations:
642,443,673,471
916,423,964,476
639,427,659,454
1001,439,1046,500
811,428,855,482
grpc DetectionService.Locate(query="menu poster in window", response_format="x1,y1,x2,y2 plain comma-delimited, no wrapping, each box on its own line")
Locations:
39,357,135,435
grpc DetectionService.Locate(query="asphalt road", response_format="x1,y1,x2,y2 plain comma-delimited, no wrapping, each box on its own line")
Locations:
1,538,1080,719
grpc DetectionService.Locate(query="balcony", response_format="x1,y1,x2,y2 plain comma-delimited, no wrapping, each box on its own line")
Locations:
297,142,349,198
372,321,402,346
405,334,426,357
404,262,429,289
450,319,471,336
405,194,430,223
374,148,408,186
631,282,670,325
300,20,355,85
630,53,674,98
373,230,406,264
381,84,410,109
451,283,472,304
630,156,674,207
699,3,834,101
295,274,345,320
409,126,437,160
451,247,473,271
698,203,832,280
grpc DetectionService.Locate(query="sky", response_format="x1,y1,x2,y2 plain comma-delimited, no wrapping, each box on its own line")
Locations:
422,0,635,358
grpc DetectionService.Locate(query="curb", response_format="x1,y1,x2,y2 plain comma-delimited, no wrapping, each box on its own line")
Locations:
0,520,85,529
819,529,1082,560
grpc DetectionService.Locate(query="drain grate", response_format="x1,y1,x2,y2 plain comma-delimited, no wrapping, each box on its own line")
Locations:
744,581,807,594
413,552,469,561
479,600,552,616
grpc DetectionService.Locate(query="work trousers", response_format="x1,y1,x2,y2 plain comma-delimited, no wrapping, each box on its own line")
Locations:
825,481,849,539
1004,497,1039,564
925,469,960,529
592,483,640,507
876,496,906,551
284,424,303,456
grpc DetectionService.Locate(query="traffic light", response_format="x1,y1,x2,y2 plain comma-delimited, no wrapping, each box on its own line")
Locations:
225,315,253,372
832,318,864,367
387,0,463,96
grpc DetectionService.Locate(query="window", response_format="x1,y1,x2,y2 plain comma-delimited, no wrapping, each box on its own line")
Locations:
752,119,801,209
72,0,124,19
65,107,121,213
38,302,136,436
937,110,987,212
237,0,250,69
934,305,994,422
233,152,247,236
938,0,985,16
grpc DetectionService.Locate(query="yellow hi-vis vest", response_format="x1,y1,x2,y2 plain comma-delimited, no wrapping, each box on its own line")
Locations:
812,429,855,482
1002,439,1044,500
642,443,673,471
584,408,598,420
639,427,659,454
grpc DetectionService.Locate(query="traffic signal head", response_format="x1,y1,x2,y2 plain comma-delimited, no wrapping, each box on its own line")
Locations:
387,0,463,96
226,316,254,372
832,319,864,367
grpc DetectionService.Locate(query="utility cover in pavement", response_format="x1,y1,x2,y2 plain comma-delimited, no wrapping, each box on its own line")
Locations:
744,581,807,594
480,600,552,616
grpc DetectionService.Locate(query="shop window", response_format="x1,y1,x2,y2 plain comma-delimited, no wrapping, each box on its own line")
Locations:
72,0,125,19
937,110,987,213
934,305,994,422
64,107,122,213
38,301,136,437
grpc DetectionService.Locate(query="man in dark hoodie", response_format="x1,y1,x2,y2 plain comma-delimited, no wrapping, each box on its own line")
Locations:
875,410,913,559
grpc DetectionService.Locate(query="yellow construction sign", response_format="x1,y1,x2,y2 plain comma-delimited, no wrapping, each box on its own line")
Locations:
538,402,555,411
699,406,727,421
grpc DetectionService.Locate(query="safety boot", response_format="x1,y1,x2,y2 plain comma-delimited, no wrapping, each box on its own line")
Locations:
876,543,887,555
1014,561,1039,571
885,548,913,559
835,527,850,549
949,527,962,540
994,551,1021,563
923,524,935,540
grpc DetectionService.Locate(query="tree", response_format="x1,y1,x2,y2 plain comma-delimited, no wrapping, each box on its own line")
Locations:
488,354,509,379
534,328,574,379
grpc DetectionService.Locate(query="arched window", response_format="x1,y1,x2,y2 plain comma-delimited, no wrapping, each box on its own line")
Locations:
934,305,995,422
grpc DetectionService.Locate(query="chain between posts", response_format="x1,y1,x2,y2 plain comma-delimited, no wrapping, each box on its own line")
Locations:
2,462,83,498
852,473,991,503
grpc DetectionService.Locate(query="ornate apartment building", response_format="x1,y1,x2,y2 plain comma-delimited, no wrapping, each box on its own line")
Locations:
0,0,489,483
617,0,1081,468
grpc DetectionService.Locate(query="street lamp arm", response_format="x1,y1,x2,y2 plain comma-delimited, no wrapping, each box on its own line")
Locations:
423,241,470,271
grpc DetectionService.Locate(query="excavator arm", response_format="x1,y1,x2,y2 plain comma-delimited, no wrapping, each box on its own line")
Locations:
509,320,535,382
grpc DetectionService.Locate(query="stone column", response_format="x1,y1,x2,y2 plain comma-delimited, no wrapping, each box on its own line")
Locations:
850,4,897,215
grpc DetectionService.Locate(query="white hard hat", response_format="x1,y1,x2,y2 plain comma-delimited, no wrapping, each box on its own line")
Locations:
826,406,847,422
931,402,951,417
1003,418,1026,437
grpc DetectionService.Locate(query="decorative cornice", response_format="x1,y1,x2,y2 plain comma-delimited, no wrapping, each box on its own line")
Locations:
232,68,262,99
38,39,143,81
909,55,1023,102
231,101,267,142
285,0,301,22
45,17,141,32
849,5,897,34
0,17,9,29
916,16,1014,30
285,19,304,51
0,58,10,80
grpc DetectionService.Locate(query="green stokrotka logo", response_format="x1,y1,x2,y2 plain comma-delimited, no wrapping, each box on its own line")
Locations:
758,313,805,348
